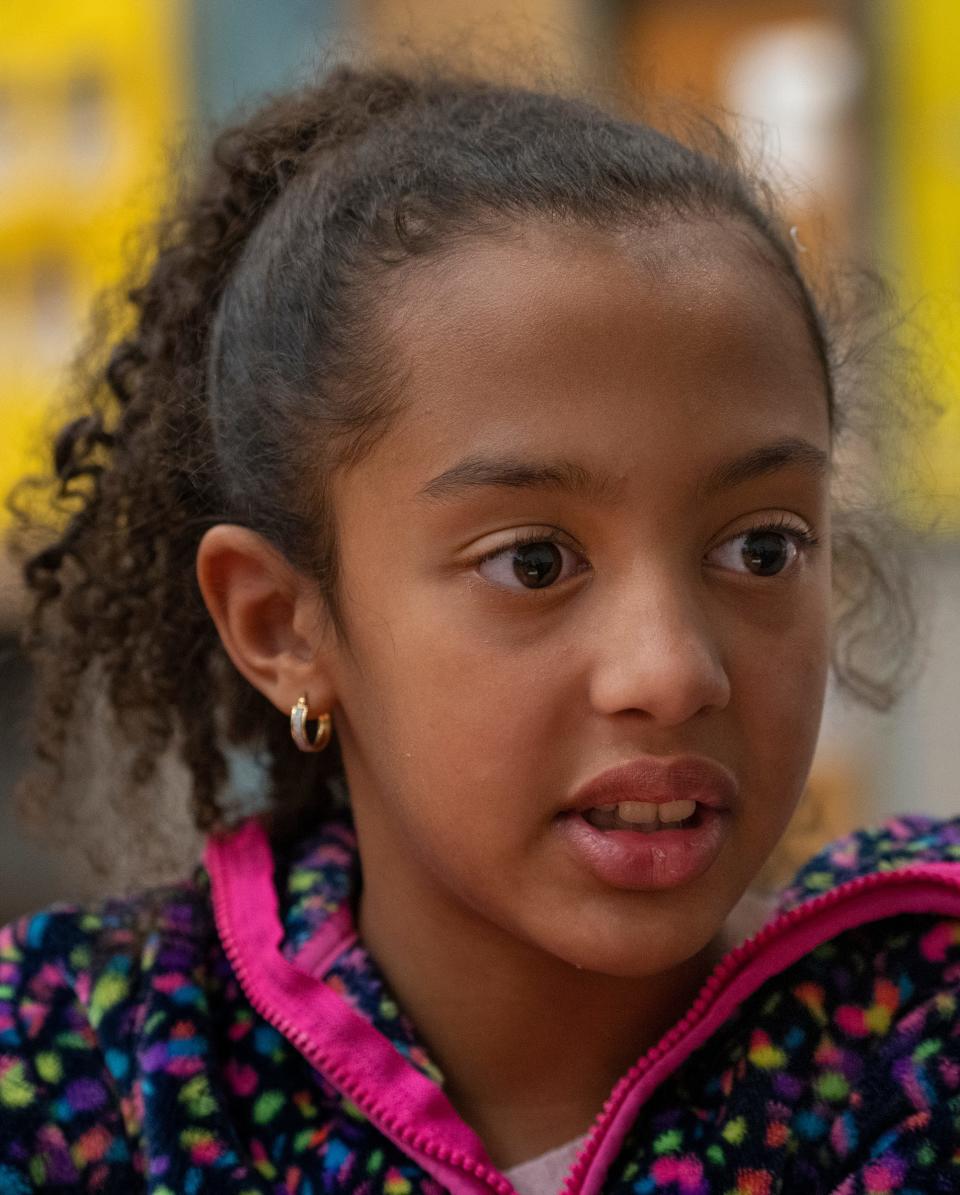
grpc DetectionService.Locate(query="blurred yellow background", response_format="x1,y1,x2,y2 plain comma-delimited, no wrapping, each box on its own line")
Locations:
3,0,958,539
1,0,958,917
1,2,185,537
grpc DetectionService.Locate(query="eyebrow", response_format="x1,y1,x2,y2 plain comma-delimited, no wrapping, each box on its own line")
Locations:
698,436,830,498
416,436,829,505
418,455,620,504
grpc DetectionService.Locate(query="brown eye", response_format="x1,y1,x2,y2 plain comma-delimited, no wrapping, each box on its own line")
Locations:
741,530,795,576
707,520,816,577
475,535,586,593
511,541,563,588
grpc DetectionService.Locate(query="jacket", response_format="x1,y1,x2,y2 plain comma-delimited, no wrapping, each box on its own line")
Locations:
2,806,960,1194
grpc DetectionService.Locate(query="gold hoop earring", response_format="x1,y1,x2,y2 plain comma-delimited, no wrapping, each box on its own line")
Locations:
290,695,332,753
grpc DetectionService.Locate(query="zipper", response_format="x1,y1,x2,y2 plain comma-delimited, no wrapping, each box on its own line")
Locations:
559,864,960,1195
207,829,960,1195
208,832,516,1195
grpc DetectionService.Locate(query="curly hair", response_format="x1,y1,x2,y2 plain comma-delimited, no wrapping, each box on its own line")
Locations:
6,59,935,874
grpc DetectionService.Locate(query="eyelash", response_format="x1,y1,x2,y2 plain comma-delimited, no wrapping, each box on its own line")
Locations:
473,517,821,590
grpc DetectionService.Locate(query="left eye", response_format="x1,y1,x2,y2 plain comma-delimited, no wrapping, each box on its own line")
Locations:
476,537,585,591
707,526,809,577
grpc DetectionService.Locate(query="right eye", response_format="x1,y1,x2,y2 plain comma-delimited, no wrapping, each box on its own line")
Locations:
474,533,588,592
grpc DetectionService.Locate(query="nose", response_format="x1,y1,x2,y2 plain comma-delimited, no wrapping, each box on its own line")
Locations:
588,570,731,727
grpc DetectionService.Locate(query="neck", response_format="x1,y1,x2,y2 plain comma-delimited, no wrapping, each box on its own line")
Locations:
356,852,729,1170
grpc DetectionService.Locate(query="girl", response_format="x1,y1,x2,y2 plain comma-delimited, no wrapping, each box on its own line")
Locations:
2,62,959,1195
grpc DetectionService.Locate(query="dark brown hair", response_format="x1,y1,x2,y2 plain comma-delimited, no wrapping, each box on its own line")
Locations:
7,61,929,867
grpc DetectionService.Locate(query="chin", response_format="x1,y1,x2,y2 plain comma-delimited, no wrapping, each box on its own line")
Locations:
543,918,722,980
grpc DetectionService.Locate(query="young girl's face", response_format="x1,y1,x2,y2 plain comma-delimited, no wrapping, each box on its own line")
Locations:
322,215,832,978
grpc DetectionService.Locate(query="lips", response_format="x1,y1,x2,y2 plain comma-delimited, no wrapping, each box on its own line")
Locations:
564,753,739,816
555,754,738,890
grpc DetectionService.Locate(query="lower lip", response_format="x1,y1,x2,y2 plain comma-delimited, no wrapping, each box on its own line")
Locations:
554,807,729,891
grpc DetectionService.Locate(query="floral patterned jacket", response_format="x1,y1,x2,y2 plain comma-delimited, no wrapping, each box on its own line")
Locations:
3,808,960,1194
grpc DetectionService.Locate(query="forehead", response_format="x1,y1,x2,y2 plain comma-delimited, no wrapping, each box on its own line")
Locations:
364,216,830,499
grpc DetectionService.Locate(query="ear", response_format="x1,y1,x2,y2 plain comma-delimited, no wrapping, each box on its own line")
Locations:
196,524,338,718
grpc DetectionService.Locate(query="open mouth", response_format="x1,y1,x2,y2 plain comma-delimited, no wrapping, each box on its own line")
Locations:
580,798,702,833
556,798,724,889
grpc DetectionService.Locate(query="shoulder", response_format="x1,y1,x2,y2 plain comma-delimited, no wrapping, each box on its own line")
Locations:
706,892,960,1187
1,898,119,1053
773,812,960,1035
787,914,960,1186
0,873,215,1190
1,867,215,1027
774,820,960,1151
730,814,960,1103
775,812,960,913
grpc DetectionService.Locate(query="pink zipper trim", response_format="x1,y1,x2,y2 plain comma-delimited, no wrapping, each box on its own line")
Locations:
205,821,960,1195
563,861,960,1195
205,819,508,1195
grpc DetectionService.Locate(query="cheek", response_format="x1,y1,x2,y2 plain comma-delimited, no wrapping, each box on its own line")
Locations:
342,596,569,817
734,594,832,814
406,633,568,798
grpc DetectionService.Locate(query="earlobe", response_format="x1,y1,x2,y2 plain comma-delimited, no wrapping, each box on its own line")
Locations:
195,524,337,717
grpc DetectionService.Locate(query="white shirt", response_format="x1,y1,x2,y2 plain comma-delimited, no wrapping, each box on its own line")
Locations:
503,1133,590,1195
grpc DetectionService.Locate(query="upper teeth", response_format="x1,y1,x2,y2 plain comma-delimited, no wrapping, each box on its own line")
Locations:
615,799,697,824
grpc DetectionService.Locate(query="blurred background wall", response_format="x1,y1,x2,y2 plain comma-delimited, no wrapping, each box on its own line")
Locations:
1,0,958,921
